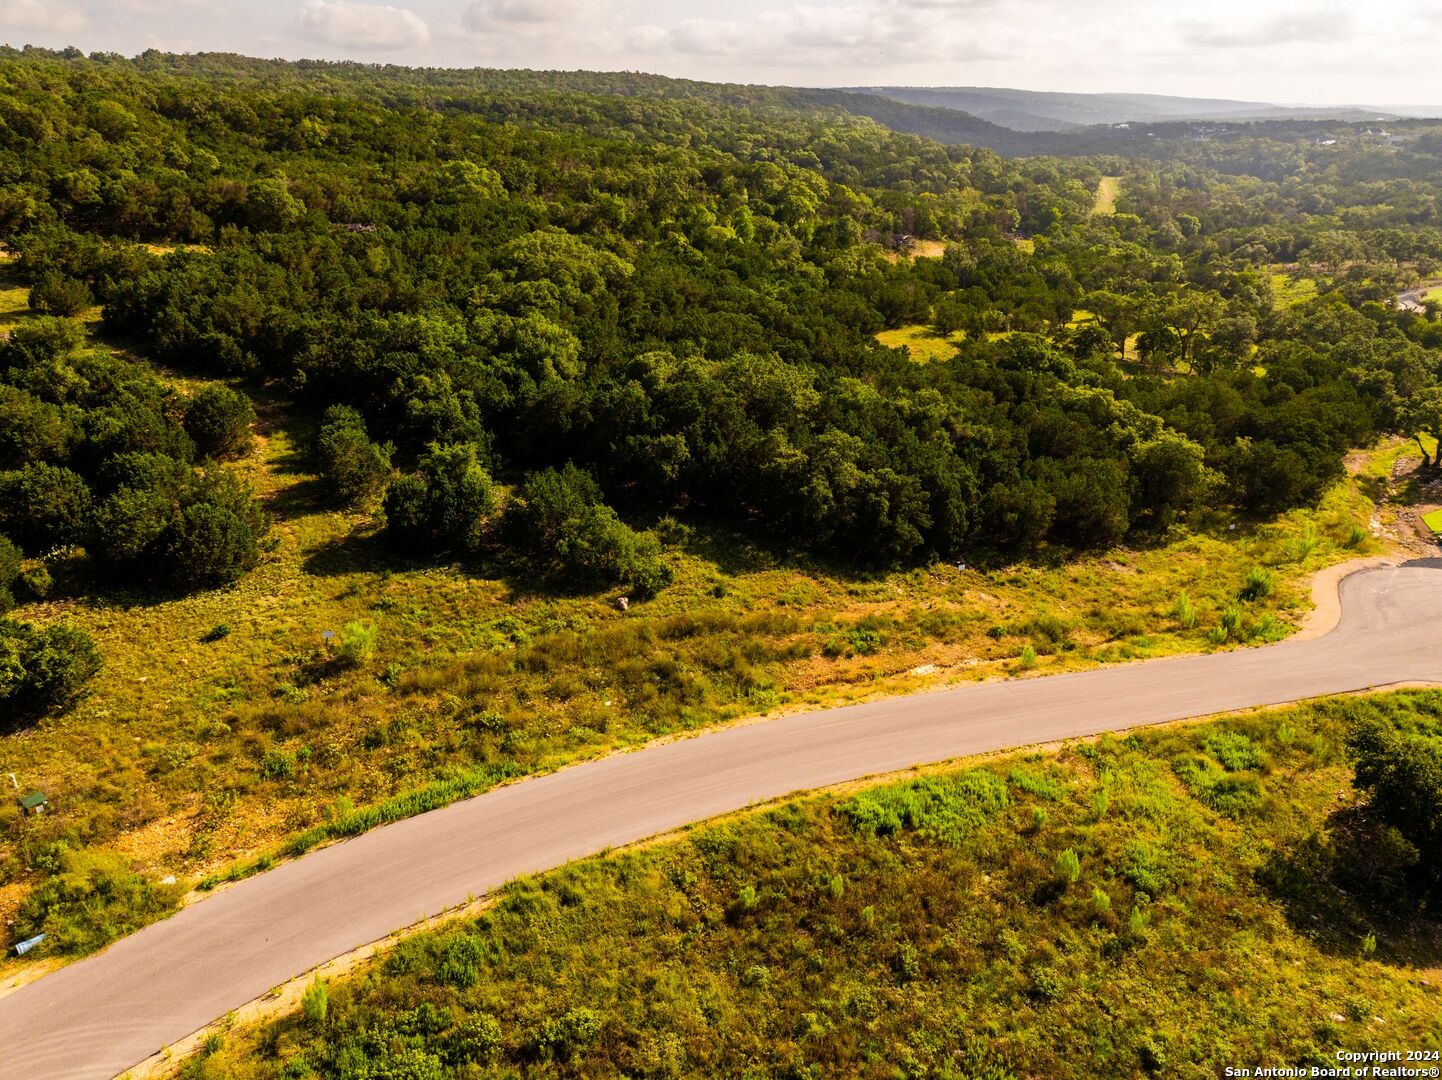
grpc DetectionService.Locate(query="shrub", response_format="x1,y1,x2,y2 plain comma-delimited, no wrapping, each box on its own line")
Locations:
1202,731,1262,771
1238,567,1274,602
28,270,92,317
1119,839,1173,896
1019,644,1037,669
315,405,392,507
1346,718,1442,882
847,626,882,655
184,384,255,460
383,442,497,555
260,747,295,780
0,617,102,724
91,485,175,570
1029,964,1065,1002
1173,591,1196,629
509,464,670,598
0,462,92,552
163,502,260,588
337,620,378,666
0,534,19,611
13,846,182,955
438,934,486,988
844,770,1010,845
301,979,328,1025
18,563,51,600
1091,885,1112,915
1127,905,1151,938
1055,848,1081,887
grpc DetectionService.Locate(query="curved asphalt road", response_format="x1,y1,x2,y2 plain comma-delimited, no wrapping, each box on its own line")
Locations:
3,560,1442,1079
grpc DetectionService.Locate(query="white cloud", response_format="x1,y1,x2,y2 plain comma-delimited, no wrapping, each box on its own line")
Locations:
626,1,998,66
295,0,430,50
1181,4,1354,48
461,0,616,36
0,0,86,33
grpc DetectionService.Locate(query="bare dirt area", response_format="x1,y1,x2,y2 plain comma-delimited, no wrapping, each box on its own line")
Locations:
1373,448,1442,554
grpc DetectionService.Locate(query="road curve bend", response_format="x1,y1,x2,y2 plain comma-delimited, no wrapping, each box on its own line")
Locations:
3,558,1442,1079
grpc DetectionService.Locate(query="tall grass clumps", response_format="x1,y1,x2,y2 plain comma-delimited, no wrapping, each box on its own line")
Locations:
1173,591,1196,629
1238,567,1275,601
336,620,378,667
842,770,1010,844
13,846,183,956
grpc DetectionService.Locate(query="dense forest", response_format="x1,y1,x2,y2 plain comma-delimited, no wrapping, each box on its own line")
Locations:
5,49,1442,720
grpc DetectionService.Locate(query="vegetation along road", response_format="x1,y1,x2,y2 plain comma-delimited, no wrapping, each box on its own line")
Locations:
1,558,1440,1079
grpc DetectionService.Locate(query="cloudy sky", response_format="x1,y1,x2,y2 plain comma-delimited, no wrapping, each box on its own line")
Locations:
1,0,1435,106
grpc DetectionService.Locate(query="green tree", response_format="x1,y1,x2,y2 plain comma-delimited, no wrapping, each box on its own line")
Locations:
315,406,392,507
1347,718,1442,885
184,385,255,460
510,464,671,597
28,270,92,317
0,617,102,723
0,462,92,552
383,442,497,555
0,534,20,612
163,502,260,588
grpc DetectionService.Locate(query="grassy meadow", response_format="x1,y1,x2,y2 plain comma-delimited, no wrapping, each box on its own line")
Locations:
1091,175,1121,215
173,691,1442,1079
874,324,965,362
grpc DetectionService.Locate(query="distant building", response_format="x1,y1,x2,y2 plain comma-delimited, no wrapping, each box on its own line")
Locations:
18,791,48,815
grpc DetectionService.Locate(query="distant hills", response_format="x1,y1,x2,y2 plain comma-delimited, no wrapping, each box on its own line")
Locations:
837,86,1404,132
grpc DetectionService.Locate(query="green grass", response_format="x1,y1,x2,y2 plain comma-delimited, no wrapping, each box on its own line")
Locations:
1423,509,1442,534
1424,286,1442,304
0,253,30,329
1091,175,1121,215
180,692,1442,1078
1269,269,1319,309
874,324,963,362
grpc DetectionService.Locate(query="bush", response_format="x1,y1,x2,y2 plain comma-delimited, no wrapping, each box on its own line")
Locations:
28,270,92,317
91,485,174,569
337,620,378,666
163,502,260,588
184,384,255,459
301,979,328,1025
315,405,392,507
1055,848,1081,887
1173,592,1196,629
1238,567,1274,602
383,442,497,555
0,534,19,611
18,563,51,600
843,770,1010,845
0,462,92,552
509,464,671,598
13,846,182,955
1346,718,1442,884
0,617,102,724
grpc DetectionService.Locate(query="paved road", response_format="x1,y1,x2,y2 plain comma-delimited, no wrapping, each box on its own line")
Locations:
3,560,1442,1079
1397,282,1441,314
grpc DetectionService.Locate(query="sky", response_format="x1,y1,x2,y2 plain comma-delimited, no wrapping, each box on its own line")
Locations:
1,0,1437,107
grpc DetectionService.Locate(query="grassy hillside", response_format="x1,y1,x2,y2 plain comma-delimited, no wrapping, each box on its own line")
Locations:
1,310,1397,959
175,692,1442,1079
